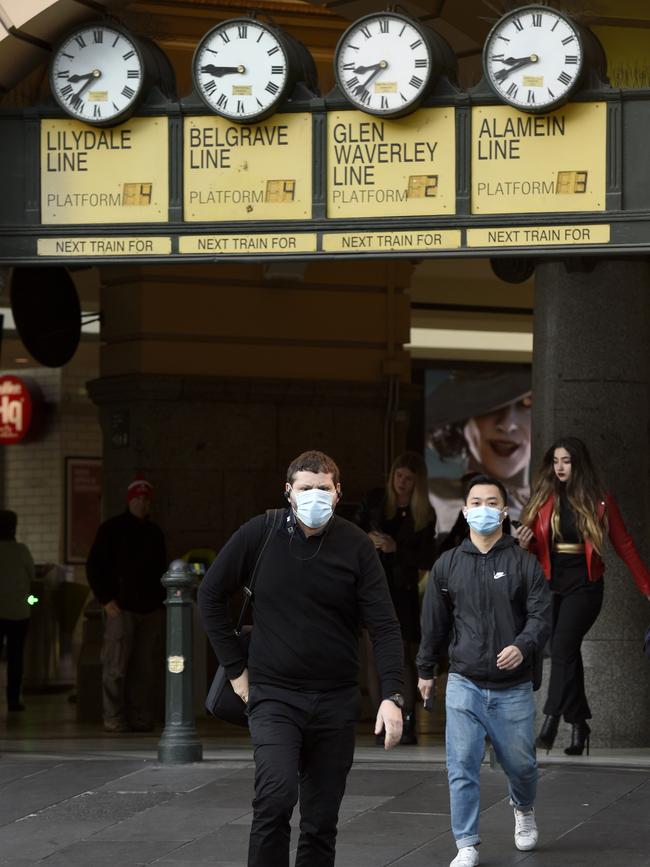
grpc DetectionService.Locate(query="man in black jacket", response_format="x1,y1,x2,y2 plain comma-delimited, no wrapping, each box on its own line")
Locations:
87,479,167,733
198,450,404,867
417,474,551,867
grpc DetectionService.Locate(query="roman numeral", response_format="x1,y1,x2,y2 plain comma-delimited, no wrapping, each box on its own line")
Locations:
531,13,542,27
220,31,230,44
380,96,389,109
121,85,135,99
346,76,359,88
379,18,389,34
271,65,284,75
561,35,575,45
127,69,140,78
347,44,360,51
558,71,572,86
265,81,280,95
359,25,371,39
75,34,86,49
70,94,83,111
527,89,535,103
491,54,505,60
257,30,264,43
60,84,73,97
56,70,69,79
267,45,280,56
256,97,263,108
506,82,518,97
217,93,228,108
358,88,371,105
498,35,510,42
238,24,248,38
414,58,428,68
547,87,555,99
93,29,103,43
409,75,423,88
400,92,407,102
62,52,74,59
342,62,355,70
565,55,578,64
123,50,135,60
236,99,245,113
204,79,217,95
93,104,102,118
551,18,559,31
513,17,523,31
410,38,423,49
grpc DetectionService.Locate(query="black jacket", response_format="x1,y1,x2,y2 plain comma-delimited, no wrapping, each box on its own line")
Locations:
86,511,167,613
198,510,404,696
416,534,551,689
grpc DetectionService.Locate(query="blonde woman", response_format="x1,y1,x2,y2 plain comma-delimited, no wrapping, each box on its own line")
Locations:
360,452,437,743
517,437,650,755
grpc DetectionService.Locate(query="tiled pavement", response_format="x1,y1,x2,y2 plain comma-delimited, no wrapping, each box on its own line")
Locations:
0,747,648,866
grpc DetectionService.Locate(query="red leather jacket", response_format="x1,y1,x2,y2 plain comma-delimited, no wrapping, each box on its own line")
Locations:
528,493,650,596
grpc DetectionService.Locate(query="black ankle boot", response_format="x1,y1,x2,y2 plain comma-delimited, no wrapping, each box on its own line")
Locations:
564,721,591,756
400,711,417,745
536,715,559,752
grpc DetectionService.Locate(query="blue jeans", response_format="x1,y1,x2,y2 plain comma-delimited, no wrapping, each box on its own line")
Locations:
445,673,538,849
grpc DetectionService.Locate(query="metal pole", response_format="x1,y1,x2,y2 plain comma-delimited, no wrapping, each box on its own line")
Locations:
158,560,203,763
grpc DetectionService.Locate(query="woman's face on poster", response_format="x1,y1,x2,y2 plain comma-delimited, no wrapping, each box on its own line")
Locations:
463,395,532,480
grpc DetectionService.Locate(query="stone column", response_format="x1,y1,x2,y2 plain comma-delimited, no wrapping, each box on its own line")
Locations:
533,258,650,748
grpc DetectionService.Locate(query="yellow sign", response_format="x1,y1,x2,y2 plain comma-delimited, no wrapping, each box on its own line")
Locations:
466,224,610,248
179,234,317,255
471,103,606,215
37,237,172,256
327,108,455,219
184,114,312,222
322,230,461,253
41,118,168,225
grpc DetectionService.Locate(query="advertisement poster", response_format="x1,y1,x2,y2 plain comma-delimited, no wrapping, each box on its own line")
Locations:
425,368,532,535
65,457,102,563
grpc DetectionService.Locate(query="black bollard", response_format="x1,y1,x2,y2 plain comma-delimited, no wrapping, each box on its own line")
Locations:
158,560,203,763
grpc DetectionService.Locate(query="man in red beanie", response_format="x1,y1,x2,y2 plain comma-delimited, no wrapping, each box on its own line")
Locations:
87,478,167,732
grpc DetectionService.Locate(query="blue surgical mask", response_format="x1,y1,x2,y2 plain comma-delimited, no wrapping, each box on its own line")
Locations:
293,489,334,529
464,505,504,536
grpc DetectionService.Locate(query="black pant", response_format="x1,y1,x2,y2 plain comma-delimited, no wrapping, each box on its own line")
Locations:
543,585,603,723
247,683,359,867
0,618,29,707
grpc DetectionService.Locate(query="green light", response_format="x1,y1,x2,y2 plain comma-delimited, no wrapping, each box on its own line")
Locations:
27,594,39,606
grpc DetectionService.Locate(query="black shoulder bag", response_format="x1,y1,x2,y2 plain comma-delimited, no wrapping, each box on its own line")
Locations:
205,508,284,726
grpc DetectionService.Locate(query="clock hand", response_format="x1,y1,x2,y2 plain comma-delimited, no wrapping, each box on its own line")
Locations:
70,69,102,101
201,64,246,76
67,72,97,83
354,60,388,96
352,63,384,75
494,54,538,83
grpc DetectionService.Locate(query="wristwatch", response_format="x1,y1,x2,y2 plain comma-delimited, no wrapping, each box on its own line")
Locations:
386,693,405,709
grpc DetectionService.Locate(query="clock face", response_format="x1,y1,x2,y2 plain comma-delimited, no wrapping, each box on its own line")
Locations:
334,13,433,117
483,5,584,112
50,24,145,126
193,19,290,122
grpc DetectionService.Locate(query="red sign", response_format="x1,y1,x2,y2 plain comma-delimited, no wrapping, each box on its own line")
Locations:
0,375,43,444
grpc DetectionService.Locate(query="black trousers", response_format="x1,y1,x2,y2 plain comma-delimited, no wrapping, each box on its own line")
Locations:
247,683,359,867
543,585,603,723
0,618,29,706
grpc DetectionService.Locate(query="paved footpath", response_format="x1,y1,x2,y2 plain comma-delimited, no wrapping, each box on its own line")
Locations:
0,744,648,867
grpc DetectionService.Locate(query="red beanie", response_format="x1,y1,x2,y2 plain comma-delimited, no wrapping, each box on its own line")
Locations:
127,478,153,503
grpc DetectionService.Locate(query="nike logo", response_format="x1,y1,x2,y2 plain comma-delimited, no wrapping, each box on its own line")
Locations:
493,571,506,580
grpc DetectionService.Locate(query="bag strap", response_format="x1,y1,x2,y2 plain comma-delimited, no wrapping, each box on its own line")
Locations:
234,508,284,636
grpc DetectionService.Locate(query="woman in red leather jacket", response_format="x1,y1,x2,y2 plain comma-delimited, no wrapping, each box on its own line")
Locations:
516,437,650,755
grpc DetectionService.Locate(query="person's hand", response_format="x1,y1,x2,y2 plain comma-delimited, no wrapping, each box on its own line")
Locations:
496,645,523,670
375,700,403,749
513,524,534,549
378,535,397,554
103,600,121,618
230,669,249,703
368,531,384,549
418,677,435,701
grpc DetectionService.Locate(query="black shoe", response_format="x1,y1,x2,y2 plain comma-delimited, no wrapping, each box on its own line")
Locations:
536,715,559,753
565,721,591,756
400,712,418,745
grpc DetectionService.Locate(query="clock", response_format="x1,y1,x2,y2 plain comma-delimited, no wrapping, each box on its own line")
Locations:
333,12,453,118
483,5,585,112
49,22,146,126
193,19,306,122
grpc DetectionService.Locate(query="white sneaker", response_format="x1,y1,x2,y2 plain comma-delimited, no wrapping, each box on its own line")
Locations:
450,846,480,867
513,806,538,851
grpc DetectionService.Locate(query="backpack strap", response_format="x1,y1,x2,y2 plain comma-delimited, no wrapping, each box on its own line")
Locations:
234,508,284,636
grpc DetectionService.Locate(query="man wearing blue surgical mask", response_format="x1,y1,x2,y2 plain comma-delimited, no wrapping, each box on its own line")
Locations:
199,450,404,867
416,474,551,867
